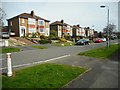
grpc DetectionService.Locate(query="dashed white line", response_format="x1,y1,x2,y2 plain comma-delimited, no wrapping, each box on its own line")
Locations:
0,54,71,70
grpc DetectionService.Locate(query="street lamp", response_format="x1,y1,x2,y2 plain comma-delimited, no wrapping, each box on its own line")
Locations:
100,5,110,48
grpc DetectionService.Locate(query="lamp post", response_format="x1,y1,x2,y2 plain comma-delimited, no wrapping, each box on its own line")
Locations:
100,5,110,48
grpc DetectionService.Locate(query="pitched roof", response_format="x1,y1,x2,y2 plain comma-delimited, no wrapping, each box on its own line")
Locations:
7,12,50,22
50,21,71,26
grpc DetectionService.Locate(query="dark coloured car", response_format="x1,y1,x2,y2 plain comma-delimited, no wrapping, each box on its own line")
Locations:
76,39,90,45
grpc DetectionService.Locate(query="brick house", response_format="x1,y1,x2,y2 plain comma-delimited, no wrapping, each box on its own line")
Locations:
7,11,50,37
50,20,72,38
84,27,94,37
72,25,86,39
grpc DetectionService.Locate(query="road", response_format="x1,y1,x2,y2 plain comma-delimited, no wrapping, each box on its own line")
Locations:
0,39,119,88
0,39,119,72
49,55,119,88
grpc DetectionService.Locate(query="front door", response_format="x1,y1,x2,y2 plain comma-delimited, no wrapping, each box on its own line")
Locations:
20,26,26,37
21,28,25,37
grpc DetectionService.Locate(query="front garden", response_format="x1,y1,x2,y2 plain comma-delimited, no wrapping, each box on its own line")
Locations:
2,63,87,88
24,31,76,46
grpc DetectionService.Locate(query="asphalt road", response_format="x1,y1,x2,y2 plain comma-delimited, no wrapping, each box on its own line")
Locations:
49,55,118,88
0,39,119,72
0,39,119,88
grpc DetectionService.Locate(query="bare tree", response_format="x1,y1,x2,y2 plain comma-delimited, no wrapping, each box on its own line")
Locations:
103,23,116,34
0,7,6,31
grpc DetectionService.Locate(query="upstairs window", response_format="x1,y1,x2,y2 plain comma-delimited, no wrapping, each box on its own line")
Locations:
22,18,24,23
10,21,12,26
38,20,44,26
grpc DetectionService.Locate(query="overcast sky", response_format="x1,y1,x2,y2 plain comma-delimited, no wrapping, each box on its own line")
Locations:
1,0,119,32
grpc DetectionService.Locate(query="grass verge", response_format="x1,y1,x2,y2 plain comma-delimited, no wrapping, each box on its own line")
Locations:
78,44,120,59
1,47,21,53
31,45,48,49
2,63,87,88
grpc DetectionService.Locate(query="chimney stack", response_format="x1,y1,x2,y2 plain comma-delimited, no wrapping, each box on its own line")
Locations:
61,20,64,24
31,10,34,16
77,24,80,27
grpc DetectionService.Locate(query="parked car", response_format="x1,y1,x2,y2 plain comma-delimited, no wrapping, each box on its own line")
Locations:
95,38,103,43
101,38,106,42
0,32,10,39
76,39,90,45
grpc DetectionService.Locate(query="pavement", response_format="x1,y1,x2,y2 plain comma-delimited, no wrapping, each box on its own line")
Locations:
48,54,119,88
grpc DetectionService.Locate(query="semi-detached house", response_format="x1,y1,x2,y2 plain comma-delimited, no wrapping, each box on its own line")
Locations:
72,25,86,38
50,20,72,38
7,11,50,37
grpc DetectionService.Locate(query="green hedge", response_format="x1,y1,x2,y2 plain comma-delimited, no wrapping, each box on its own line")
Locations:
39,40,52,44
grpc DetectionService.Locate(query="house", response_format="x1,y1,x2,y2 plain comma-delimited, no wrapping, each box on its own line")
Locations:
72,25,86,40
50,20,72,38
7,11,50,37
84,27,94,37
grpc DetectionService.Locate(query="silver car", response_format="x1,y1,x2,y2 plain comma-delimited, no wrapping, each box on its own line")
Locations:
0,32,10,39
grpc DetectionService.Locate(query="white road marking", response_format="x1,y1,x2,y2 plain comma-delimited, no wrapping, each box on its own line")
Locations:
0,54,71,70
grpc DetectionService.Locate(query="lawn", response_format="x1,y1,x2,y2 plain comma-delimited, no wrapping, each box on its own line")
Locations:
78,44,120,59
31,45,48,49
2,63,87,88
1,47,21,53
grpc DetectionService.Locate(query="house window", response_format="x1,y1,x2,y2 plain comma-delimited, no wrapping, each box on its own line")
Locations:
38,20,44,26
10,21,12,26
22,19,24,23
39,28,44,33
28,28,36,33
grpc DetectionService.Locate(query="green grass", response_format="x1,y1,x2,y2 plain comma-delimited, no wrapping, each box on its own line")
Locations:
2,63,87,88
1,47,21,53
78,44,120,59
31,45,48,49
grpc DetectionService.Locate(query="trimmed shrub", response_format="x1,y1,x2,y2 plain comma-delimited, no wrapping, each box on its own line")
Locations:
31,33,36,38
40,35,47,40
59,38,67,42
39,39,51,44
64,35,72,41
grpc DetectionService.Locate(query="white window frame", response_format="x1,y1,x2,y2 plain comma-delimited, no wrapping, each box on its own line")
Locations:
38,20,44,26
10,21,12,26
22,18,24,23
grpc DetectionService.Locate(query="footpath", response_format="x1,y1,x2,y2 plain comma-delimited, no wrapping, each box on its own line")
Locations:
49,53,119,88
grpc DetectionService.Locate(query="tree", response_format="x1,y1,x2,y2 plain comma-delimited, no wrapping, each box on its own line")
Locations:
103,23,116,35
98,32,104,38
49,30,58,40
0,7,6,29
